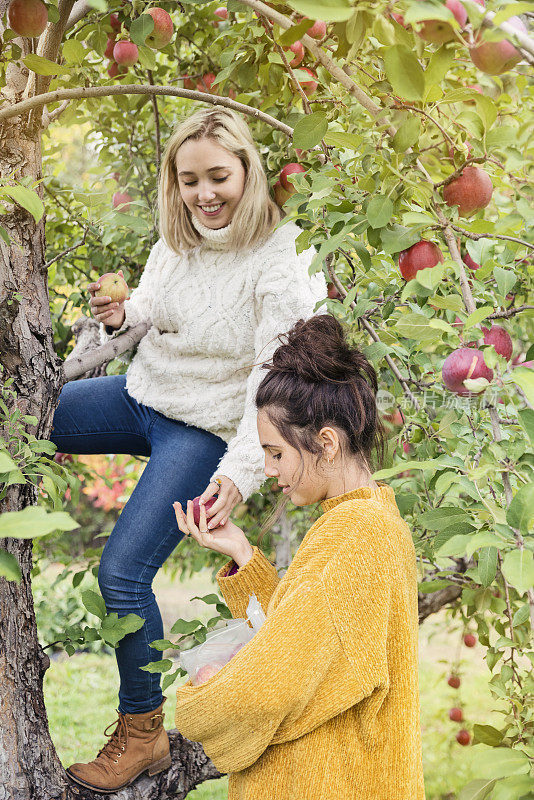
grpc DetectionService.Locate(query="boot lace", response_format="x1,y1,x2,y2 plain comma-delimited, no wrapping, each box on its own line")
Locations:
96,712,129,762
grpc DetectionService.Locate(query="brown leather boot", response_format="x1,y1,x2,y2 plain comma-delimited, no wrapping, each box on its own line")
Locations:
66,698,171,793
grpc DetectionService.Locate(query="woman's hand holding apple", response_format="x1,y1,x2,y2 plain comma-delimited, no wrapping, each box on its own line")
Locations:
173,499,254,567
88,270,129,329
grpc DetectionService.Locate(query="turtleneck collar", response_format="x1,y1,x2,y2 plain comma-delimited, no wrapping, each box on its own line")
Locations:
190,212,233,251
320,482,396,513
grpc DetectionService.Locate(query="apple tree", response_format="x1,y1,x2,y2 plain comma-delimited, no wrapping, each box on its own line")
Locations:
1,0,533,797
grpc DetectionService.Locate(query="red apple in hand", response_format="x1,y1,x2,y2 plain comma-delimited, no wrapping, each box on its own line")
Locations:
442,347,493,396
143,7,174,49
192,495,217,527
8,0,48,37
443,166,493,217
280,163,306,192
398,241,444,281
95,272,129,304
418,0,467,44
449,707,464,722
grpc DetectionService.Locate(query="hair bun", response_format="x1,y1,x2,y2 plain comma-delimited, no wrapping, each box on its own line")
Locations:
268,315,377,390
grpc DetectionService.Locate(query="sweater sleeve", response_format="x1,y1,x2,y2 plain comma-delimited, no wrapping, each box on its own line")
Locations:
208,231,328,502
98,238,164,345
215,545,281,619
174,531,391,775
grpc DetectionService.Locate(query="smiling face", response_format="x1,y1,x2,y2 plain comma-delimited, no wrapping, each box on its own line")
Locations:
175,137,247,229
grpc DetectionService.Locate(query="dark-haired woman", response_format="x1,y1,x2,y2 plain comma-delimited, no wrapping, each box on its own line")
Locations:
173,314,425,800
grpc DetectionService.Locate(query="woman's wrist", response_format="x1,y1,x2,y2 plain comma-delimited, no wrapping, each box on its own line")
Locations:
234,543,254,569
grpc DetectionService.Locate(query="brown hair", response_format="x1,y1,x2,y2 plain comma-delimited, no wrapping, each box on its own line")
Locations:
158,106,281,253
254,314,387,545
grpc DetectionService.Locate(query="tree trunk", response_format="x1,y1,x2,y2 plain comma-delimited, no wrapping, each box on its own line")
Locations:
0,113,219,800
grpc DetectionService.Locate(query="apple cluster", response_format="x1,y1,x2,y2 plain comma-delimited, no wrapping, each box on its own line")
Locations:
105,6,174,79
390,0,527,76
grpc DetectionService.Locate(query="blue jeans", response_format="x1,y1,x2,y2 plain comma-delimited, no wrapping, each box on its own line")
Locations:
49,375,227,714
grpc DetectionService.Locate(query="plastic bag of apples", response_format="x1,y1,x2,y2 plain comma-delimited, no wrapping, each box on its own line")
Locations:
180,594,266,686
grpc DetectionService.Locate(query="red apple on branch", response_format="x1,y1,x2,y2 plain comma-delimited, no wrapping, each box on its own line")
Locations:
104,37,116,59
107,62,129,79
442,347,493,395
285,40,305,67
298,68,318,96
302,18,327,39
463,633,477,647
443,166,493,217
447,675,461,688
456,729,471,746
112,191,132,211
470,16,526,75
398,240,444,281
113,40,139,66
273,180,293,206
327,283,341,300
449,707,464,722
182,74,196,90
481,325,513,361
197,72,217,93
462,251,480,271
418,0,467,44
109,13,121,32
280,163,306,192
143,7,174,49
7,0,48,37
214,6,228,19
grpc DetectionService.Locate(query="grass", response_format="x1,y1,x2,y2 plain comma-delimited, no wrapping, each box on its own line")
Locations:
42,563,507,799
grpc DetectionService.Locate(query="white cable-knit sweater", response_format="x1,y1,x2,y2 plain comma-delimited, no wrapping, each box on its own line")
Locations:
99,214,327,502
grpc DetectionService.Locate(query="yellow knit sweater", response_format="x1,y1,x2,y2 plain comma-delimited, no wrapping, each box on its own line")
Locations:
174,482,425,799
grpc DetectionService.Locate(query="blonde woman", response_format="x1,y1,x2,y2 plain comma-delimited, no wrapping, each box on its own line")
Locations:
50,106,327,793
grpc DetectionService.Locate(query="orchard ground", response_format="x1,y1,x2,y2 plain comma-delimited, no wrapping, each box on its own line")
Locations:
42,561,508,800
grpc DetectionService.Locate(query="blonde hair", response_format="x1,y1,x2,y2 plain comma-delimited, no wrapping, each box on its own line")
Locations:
158,106,282,253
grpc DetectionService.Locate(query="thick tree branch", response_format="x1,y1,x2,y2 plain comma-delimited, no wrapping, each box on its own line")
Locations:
63,321,149,381
449,223,533,250
486,305,534,320
0,84,292,136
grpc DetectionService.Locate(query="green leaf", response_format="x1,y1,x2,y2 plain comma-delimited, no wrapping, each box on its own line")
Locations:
518,409,534,448
293,112,328,150
492,3,533,25
419,507,470,530
464,305,495,330
508,367,534,407
507,482,534,532
162,668,181,691
383,46,425,102
0,451,17,472
491,774,534,800
396,312,442,343
0,506,79,539
117,613,145,636
472,724,505,747
493,267,516,298
471,745,530,780
425,46,455,89
61,40,86,64
170,618,203,635
477,547,498,587
23,54,70,76
366,195,393,229
391,117,421,153
457,778,497,800
501,549,534,596
82,589,107,621
435,534,470,557
0,548,21,583
2,185,45,224
138,658,173,673
512,603,530,627
418,579,456,593
286,0,354,22
149,638,176,651
381,224,422,255
373,457,450,480
130,13,154,46
323,131,363,151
